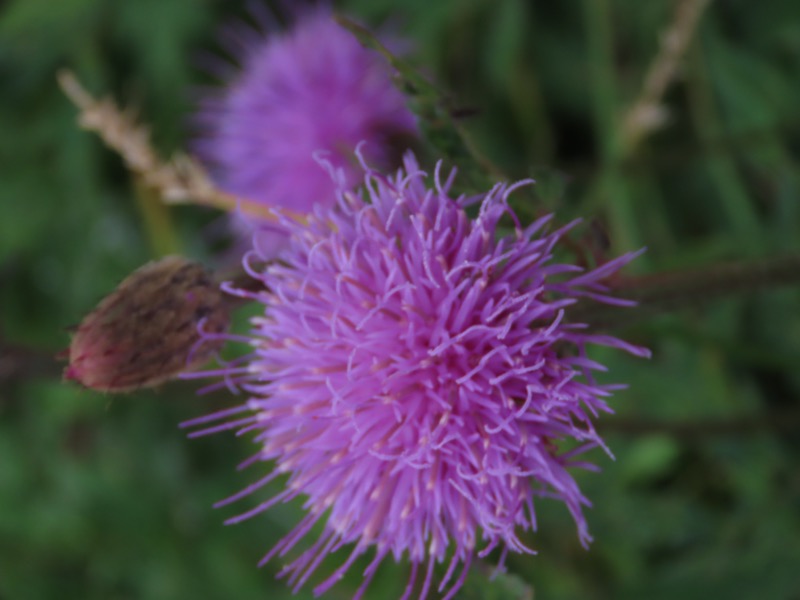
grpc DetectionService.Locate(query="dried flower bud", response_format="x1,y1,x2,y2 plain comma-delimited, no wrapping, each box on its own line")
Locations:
65,256,229,392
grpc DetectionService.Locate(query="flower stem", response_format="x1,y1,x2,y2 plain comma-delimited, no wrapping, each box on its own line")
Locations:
133,178,181,256
599,410,800,439
572,254,800,328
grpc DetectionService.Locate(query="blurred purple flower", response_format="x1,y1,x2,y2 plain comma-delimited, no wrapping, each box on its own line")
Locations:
194,7,417,256
184,154,649,599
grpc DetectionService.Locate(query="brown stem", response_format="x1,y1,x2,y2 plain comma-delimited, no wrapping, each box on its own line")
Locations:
0,338,62,382
599,410,800,439
572,254,800,329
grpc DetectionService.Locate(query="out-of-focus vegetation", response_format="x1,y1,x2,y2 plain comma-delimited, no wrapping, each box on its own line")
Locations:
2,0,799,598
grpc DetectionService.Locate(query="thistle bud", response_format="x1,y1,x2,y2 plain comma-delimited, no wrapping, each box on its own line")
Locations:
65,256,229,392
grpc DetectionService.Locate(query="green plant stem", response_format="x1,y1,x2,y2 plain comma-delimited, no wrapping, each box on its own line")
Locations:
582,0,640,255
686,41,762,250
133,177,180,256
335,15,507,188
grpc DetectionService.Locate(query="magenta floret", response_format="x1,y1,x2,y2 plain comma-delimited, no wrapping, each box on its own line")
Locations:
186,154,649,598
194,8,417,256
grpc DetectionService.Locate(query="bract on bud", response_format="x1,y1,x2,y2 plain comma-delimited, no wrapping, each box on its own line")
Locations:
65,256,229,392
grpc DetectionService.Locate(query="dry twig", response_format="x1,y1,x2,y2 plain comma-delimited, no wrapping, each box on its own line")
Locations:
57,70,305,224
620,0,712,153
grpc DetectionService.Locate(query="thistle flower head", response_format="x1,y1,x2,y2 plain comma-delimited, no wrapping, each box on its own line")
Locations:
194,7,417,255
186,155,649,598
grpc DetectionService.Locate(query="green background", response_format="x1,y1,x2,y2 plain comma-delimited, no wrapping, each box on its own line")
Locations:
2,0,799,598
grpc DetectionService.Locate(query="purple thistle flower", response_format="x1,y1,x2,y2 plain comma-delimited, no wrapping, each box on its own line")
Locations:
194,7,417,256
184,154,649,599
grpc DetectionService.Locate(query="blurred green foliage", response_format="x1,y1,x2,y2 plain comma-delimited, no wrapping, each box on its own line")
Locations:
2,0,800,598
